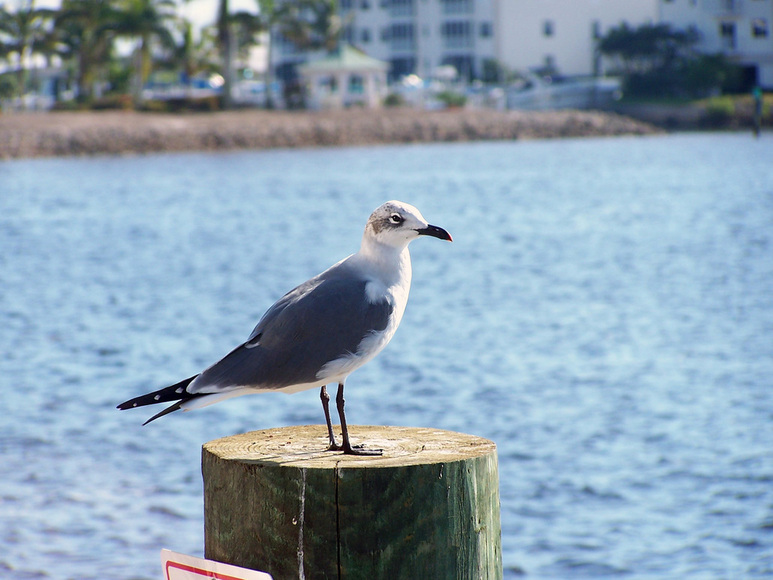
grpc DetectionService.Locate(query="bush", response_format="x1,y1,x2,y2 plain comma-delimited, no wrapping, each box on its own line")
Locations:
435,90,467,108
684,54,743,96
383,92,405,107
599,23,743,98
0,74,17,100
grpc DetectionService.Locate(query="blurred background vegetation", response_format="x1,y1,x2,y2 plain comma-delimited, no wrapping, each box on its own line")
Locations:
0,0,342,110
0,1,767,116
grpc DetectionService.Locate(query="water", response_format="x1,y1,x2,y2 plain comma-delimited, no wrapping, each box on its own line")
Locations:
1,133,772,579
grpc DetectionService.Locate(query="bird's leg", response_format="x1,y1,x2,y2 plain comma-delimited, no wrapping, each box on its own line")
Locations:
336,382,382,456
320,385,341,451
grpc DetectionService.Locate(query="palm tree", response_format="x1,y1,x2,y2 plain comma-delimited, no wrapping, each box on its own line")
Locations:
0,0,56,106
266,0,347,108
217,0,263,109
216,0,233,108
55,0,118,102
257,0,280,108
230,9,263,64
111,0,177,106
275,0,343,53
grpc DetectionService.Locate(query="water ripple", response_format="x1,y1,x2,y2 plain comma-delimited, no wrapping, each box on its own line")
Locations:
1,134,772,579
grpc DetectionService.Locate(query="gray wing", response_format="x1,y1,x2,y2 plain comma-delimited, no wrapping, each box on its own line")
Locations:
189,273,393,392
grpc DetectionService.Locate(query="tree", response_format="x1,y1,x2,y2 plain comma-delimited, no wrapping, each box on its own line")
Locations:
275,0,343,53
111,0,177,106
230,9,263,64
598,22,737,98
257,0,279,108
55,0,119,102
215,0,264,109
173,18,220,81
0,0,56,105
216,0,233,108
598,23,698,77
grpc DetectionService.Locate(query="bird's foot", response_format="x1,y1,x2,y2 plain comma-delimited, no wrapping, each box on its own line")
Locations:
342,444,383,456
326,442,382,455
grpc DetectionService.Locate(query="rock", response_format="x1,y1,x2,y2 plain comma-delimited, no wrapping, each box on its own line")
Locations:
0,108,661,160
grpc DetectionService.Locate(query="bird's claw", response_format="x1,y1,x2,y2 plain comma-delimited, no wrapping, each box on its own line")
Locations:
343,445,383,456
326,442,382,456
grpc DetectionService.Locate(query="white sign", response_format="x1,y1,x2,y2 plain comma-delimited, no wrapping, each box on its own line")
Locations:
161,549,273,580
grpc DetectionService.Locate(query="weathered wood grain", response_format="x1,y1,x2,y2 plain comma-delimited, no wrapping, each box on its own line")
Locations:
203,425,502,580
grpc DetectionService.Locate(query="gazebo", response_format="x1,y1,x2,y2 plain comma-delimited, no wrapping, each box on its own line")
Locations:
297,45,389,110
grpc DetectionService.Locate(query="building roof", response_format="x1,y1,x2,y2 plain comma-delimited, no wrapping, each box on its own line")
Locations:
298,44,389,75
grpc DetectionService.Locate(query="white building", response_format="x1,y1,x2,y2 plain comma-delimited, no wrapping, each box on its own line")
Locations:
270,0,772,89
334,0,658,80
659,0,773,88
496,1,658,77
335,0,497,81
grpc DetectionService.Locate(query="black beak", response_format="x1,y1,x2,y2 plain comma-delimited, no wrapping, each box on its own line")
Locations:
417,224,453,242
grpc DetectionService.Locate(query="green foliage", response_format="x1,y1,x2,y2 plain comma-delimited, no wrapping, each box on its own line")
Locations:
598,23,698,74
0,72,17,99
383,92,405,107
435,90,467,108
599,23,741,98
275,0,344,53
0,0,336,110
0,1,56,98
685,53,744,94
481,58,518,84
0,0,262,110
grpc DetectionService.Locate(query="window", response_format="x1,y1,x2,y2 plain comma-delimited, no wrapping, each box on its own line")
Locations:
441,55,474,81
390,23,415,50
480,22,492,38
441,20,472,48
361,28,371,43
440,0,473,16
719,0,740,12
389,57,416,81
389,0,414,17
720,21,736,49
320,76,338,94
752,19,769,38
348,75,364,94
543,20,554,37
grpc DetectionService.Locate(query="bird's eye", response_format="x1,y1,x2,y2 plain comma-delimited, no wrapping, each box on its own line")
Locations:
389,213,404,224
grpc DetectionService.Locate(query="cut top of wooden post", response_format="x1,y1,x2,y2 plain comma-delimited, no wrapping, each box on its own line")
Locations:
203,424,496,468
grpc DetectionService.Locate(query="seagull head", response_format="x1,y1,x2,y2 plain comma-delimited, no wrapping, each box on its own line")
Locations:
364,200,452,251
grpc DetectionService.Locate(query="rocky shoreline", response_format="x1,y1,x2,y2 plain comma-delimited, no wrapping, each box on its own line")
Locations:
0,108,661,160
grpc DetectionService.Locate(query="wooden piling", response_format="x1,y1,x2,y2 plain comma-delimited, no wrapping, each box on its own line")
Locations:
202,425,502,580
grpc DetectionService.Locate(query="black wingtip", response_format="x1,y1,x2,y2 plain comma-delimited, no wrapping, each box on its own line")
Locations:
117,375,198,412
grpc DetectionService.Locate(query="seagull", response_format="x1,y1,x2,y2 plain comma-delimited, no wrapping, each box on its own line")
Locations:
117,200,452,455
